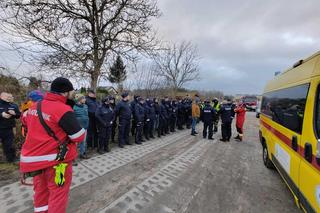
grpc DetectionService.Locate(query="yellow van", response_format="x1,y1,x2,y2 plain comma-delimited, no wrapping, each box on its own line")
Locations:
259,51,320,213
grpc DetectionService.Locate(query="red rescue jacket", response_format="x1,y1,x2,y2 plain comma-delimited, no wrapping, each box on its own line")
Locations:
20,92,86,173
235,104,246,129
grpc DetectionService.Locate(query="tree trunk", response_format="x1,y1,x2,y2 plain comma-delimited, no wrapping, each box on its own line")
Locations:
90,70,99,90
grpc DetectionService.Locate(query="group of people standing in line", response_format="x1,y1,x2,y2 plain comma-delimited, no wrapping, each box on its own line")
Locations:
0,77,247,212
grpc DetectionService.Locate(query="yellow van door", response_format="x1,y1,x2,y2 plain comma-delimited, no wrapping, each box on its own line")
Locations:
260,84,310,205
299,80,320,213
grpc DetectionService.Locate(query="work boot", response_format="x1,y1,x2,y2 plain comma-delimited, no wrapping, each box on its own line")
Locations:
126,142,133,145
208,137,214,140
150,135,155,139
234,135,241,140
119,144,124,148
80,154,89,160
220,138,226,142
194,131,198,134
98,150,104,155
135,142,142,145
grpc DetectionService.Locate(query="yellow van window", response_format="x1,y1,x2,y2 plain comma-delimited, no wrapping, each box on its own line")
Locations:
261,84,309,134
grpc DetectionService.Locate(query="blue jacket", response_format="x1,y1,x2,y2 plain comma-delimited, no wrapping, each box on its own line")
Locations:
160,101,169,120
148,103,156,121
130,99,138,118
144,103,152,121
86,97,98,114
200,104,216,123
135,103,145,123
95,103,115,127
0,99,21,129
115,100,132,122
73,104,89,129
220,103,235,123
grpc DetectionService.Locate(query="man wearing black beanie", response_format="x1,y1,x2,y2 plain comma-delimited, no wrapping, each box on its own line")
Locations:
114,92,132,148
20,77,86,213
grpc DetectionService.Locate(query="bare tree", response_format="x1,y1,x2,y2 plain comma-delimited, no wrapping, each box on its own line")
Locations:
153,41,200,96
0,0,160,89
130,62,166,97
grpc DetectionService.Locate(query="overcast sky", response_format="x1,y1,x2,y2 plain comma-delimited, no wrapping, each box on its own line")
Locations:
1,0,320,95
152,0,320,95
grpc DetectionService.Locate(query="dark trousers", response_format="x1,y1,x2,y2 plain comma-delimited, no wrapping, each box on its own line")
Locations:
0,128,15,162
159,118,166,135
164,118,169,134
157,118,163,137
87,113,98,148
203,122,213,139
149,119,155,137
144,120,151,139
170,116,176,132
186,116,192,129
135,122,144,143
221,122,232,140
131,119,136,136
111,121,117,143
118,120,131,146
213,119,219,132
98,126,111,151
177,115,184,129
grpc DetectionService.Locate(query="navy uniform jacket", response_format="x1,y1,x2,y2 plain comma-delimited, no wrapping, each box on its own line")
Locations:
143,103,152,122
160,101,169,120
115,100,132,122
220,103,235,123
135,103,145,123
200,104,216,123
148,103,156,121
95,103,115,128
0,99,21,129
130,99,138,118
86,97,98,114
171,102,178,118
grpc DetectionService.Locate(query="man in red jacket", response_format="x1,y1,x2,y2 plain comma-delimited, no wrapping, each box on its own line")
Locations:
234,102,246,142
20,77,86,213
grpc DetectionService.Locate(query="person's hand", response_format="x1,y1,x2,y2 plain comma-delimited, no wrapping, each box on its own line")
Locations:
8,110,16,116
2,112,12,119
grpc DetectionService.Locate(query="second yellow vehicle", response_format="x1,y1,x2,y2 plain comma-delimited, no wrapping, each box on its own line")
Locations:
259,51,320,213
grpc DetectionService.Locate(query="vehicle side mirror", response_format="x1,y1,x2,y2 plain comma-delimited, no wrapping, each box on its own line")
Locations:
316,139,320,166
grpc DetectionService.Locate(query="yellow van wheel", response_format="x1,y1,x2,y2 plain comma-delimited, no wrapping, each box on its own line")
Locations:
263,145,274,169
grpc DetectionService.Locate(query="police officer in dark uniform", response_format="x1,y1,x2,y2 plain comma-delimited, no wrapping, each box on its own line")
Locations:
219,99,235,142
134,97,145,144
0,92,20,162
164,97,173,133
109,96,117,143
147,99,156,139
143,99,152,140
115,92,132,148
153,98,162,138
86,90,99,150
177,99,184,130
95,96,115,153
185,99,192,129
160,99,168,135
170,100,178,132
130,95,140,136
200,99,216,140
